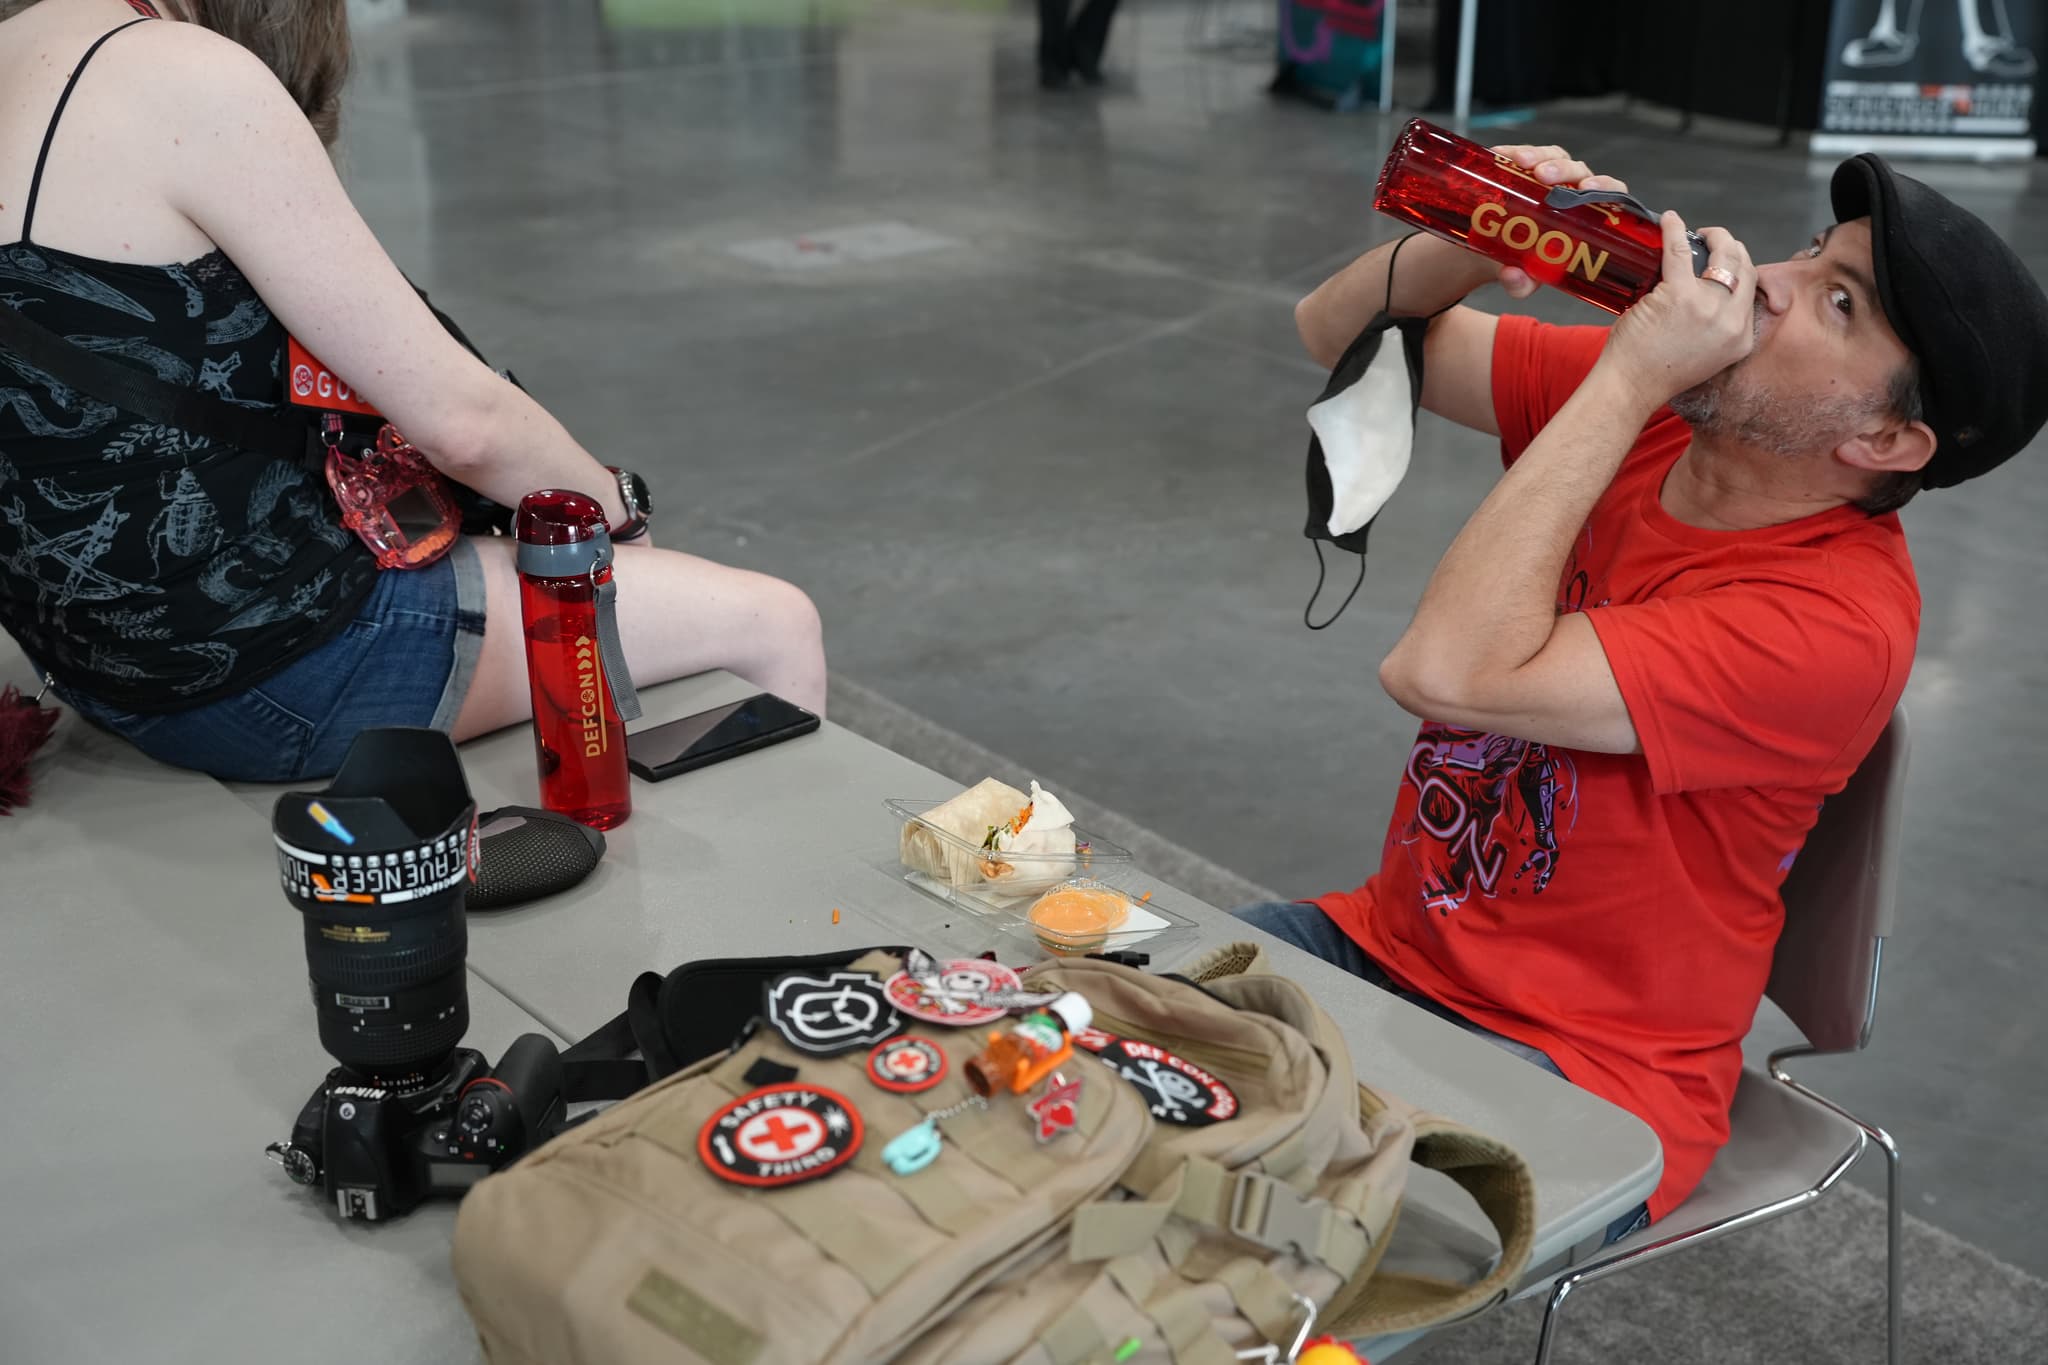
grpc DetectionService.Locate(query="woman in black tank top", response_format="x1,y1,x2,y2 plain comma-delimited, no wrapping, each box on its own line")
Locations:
0,0,826,783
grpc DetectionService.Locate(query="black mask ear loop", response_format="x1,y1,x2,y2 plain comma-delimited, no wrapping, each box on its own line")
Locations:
1303,231,1425,631
1303,540,1368,631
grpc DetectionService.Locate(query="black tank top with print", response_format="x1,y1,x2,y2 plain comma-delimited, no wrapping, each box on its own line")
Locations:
0,9,377,712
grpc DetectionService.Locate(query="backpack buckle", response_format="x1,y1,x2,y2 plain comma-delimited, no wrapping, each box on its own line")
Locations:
1228,1171,1333,1263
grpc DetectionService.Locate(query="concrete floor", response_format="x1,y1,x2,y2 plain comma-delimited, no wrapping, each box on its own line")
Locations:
341,0,2048,1277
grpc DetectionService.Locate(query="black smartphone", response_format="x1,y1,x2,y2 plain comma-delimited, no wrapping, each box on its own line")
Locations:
626,692,820,782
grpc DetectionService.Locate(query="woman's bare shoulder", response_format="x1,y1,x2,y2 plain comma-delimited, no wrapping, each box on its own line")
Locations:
104,15,290,106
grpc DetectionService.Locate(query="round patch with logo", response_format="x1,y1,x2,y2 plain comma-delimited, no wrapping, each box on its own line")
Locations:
1093,1038,1238,1126
866,1036,948,1093
883,959,1025,1028
698,1084,864,1188
764,970,904,1056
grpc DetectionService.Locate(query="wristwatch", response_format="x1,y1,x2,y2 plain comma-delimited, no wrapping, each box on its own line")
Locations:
606,466,652,543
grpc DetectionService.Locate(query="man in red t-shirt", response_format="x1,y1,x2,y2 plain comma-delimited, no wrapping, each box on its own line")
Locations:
1235,144,2048,1241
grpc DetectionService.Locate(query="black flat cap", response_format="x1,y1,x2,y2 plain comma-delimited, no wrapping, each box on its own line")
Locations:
1832,154,2048,489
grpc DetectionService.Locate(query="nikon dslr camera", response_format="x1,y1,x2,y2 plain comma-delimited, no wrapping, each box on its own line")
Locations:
265,728,567,1221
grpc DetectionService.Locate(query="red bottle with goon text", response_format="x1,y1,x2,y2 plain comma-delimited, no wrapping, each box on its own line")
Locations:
1372,118,1706,315
514,490,641,830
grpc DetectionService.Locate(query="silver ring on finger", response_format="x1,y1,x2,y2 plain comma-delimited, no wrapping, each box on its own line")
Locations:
1701,265,1738,294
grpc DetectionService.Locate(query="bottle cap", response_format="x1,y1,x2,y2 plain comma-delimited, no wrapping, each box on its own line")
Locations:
1047,992,1093,1035
514,489,612,578
514,488,607,545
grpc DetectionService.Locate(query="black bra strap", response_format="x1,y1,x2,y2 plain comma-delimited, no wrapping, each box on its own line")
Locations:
20,16,157,244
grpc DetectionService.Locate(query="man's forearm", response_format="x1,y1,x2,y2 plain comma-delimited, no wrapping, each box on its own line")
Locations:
1385,365,1660,687
1295,234,1497,368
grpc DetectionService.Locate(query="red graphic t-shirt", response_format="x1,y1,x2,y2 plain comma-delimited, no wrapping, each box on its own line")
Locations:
1317,315,1919,1218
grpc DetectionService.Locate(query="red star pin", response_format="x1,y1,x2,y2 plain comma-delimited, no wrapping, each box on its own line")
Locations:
1028,1075,1084,1143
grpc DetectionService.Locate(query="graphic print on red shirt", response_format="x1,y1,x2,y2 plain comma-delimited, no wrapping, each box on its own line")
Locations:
1320,315,1919,1219
1397,730,1577,913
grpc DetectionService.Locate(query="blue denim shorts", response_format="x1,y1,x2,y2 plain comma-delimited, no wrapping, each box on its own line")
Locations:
59,539,487,783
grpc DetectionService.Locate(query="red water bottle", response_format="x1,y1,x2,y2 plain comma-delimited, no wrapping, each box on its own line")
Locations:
513,489,641,830
1372,118,1707,315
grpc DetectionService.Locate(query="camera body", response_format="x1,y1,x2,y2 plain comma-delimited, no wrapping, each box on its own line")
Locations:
268,728,583,1223
272,1033,566,1221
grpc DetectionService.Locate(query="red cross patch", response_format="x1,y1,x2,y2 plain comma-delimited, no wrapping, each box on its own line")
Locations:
698,1085,864,1188
867,1036,948,1093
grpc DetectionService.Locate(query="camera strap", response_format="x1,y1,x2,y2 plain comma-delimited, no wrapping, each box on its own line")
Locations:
555,970,675,1102
556,946,919,1103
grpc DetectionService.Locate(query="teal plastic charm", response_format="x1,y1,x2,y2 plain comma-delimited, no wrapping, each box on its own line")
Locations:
883,1119,943,1175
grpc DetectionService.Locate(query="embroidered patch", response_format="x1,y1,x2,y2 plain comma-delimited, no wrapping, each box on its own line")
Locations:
763,970,903,1056
867,1036,948,1093
1071,1025,1118,1053
697,1085,863,1188
883,959,1025,1028
1093,1038,1238,1126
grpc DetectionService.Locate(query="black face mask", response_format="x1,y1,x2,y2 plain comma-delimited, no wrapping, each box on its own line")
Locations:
1300,308,1429,628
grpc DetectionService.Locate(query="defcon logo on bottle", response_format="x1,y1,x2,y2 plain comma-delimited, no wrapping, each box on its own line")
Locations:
574,635,606,758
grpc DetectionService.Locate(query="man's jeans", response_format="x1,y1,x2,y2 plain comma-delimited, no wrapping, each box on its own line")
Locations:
1231,900,1653,1246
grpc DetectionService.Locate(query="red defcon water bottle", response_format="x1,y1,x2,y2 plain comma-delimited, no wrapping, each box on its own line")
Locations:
514,489,641,830
1372,118,1707,315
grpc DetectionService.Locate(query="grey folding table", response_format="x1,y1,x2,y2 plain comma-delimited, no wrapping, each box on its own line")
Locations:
10,666,1661,1362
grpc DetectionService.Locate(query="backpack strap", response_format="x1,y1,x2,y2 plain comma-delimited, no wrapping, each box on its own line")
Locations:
1071,1157,1376,1281
0,297,311,453
554,969,670,1102
1326,1111,1536,1336
0,277,509,457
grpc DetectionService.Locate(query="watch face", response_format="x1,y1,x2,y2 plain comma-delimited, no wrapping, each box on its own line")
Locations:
621,470,651,516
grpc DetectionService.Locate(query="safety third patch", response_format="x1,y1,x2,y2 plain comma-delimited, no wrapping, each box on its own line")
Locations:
698,1084,864,1188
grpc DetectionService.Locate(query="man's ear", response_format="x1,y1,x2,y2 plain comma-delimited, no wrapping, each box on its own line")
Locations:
1837,415,1937,477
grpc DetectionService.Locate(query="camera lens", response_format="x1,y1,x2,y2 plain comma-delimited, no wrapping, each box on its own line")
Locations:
273,729,480,1082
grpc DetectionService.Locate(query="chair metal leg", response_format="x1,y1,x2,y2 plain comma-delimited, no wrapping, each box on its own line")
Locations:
1854,1118,1902,1365
1771,1049,1902,1365
1528,1060,1883,1365
1531,1273,1580,1365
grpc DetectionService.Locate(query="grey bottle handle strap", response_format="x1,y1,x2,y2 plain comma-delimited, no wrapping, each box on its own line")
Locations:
592,567,641,723
1542,186,1710,276
513,533,641,721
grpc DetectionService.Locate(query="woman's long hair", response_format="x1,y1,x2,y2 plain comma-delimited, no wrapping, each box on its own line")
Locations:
184,0,353,147
0,0,352,147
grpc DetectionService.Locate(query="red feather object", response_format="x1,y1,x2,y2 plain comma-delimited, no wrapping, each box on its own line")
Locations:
0,685,60,816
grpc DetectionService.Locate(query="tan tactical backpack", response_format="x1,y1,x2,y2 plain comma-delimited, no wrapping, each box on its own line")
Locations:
451,944,1534,1364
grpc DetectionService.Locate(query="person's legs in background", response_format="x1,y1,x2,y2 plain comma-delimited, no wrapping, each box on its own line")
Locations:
1038,0,1075,87
1231,900,1379,976
1231,899,1650,1245
1066,0,1122,82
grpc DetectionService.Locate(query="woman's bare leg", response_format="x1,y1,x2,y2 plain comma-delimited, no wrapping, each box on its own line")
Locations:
451,537,826,741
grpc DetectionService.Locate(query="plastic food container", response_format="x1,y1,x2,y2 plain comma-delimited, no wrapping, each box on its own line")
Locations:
886,797,1133,900
884,800,1197,959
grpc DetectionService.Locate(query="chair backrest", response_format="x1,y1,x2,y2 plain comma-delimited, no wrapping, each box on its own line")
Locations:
1766,704,1910,1054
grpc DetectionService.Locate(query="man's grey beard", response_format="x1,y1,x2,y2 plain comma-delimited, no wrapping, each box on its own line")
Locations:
1666,300,1881,457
